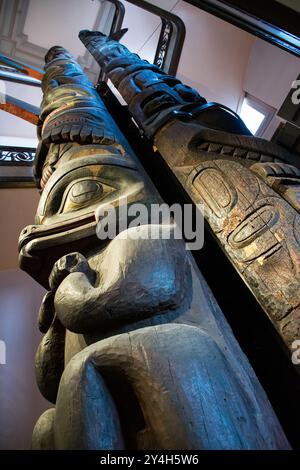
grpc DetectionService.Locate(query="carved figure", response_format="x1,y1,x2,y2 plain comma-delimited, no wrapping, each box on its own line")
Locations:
80,30,300,366
19,44,289,450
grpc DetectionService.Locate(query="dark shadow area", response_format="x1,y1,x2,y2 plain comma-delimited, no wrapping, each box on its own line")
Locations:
99,366,146,449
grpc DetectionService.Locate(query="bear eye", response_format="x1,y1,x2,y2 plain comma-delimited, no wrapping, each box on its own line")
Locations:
60,178,116,213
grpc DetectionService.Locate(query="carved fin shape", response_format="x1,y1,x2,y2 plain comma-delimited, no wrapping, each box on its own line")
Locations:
109,28,128,42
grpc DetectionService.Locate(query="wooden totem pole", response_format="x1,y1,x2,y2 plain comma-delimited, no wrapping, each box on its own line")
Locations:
80,30,300,368
18,42,290,449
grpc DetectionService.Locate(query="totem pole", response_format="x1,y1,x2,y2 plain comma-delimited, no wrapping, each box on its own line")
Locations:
18,44,289,449
80,30,300,368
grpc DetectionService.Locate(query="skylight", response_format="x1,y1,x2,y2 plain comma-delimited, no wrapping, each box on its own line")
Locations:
240,100,265,135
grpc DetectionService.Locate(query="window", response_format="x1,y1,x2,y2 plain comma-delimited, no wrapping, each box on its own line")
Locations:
238,93,276,136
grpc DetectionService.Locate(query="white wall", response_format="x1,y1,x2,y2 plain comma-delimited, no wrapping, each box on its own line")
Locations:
24,0,100,58
0,81,41,141
0,188,40,271
120,1,162,64
244,38,300,109
243,38,300,139
173,2,255,110
0,110,37,140
0,188,50,449
0,268,49,449
121,1,255,111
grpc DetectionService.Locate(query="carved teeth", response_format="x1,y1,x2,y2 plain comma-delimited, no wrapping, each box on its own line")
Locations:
208,143,222,153
233,148,247,158
260,154,274,162
246,151,260,160
220,146,234,155
70,125,82,141
198,142,209,150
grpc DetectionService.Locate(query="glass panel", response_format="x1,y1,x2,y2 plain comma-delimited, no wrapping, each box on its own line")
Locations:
240,100,265,134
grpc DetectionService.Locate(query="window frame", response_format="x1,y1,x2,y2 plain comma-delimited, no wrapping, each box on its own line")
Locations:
238,92,276,137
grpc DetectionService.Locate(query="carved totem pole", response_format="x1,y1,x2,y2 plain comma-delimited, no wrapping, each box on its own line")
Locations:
18,41,291,449
80,30,300,367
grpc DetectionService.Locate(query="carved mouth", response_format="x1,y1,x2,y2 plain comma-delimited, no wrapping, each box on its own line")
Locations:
18,212,102,288
18,211,96,251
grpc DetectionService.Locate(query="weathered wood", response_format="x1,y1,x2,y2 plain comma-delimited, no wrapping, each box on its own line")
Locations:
79,30,300,367
20,44,289,450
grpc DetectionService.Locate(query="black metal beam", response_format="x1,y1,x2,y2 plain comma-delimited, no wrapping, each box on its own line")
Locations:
125,0,186,75
183,0,300,57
